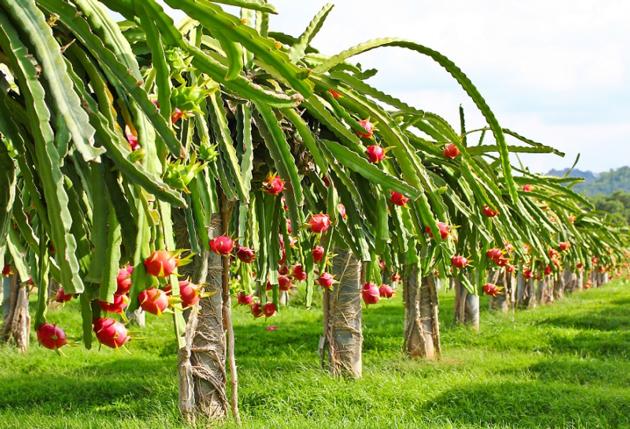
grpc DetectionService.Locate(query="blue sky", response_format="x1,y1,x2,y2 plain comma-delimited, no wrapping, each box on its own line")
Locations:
160,1,630,173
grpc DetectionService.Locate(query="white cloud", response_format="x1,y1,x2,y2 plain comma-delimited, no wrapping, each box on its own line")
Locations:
269,0,629,91
266,0,630,172
154,0,630,173
500,113,630,173
385,88,630,173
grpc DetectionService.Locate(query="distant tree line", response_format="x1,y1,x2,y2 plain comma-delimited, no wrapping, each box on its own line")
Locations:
590,191,630,226
578,167,630,195
548,166,630,196
547,166,629,225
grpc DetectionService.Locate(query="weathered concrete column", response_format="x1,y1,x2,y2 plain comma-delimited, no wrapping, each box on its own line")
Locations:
454,277,479,331
562,268,577,294
403,266,440,359
489,269,509,313
322,249,362,378
1,275,29,352
538,276,554,304
553,272,565,300
177,214,229,422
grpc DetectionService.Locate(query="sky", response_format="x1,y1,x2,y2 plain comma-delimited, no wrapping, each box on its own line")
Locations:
159,1,630,174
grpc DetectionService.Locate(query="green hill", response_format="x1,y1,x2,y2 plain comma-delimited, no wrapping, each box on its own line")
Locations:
547,168,597,183
547,166,630,196
546,166,630,226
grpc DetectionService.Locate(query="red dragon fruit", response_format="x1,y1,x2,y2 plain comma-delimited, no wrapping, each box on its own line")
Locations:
451,255,468,269
379,284,394,298
116,265,134,295
483,283,500,297
138,288,169,315
390,191,409,207
482,205,498,217
278,265,289,276
337,203,348,220
317,272,334,289
98,294,129,314
144,250,177,278
307,214,331,234
365,144,385,163
312,245,325,263
209,235,234,256
2,264,12,277
328,88,342,99
486,248,503,261
236,246,255,263
443,143,460,159
263,302,277,318
262,174,285,196
495,256,510,267
425,222,450,240
292,264,307,281
171,108,186,124
37,323,67,350
278,275,292,291
94,318,130,349
237,292,254,306
125,125,139,151
54,287,73,303
362,282,380,305
357,119,374,139
251,302,263,318
179,280,200,309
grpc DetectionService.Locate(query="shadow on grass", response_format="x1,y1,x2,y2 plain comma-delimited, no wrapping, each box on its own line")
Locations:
539,303,630,332
0,358,178,418
526,357,630,388
610,297,630,306
547,330,630,359
422,380,630,428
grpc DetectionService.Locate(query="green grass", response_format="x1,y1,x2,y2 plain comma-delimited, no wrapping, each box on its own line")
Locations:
1,280,629,429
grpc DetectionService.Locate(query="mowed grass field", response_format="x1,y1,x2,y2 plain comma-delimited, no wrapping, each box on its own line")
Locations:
0,280,629,429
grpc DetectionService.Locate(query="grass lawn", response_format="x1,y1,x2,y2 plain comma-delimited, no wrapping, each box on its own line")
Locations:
0,280,629,429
